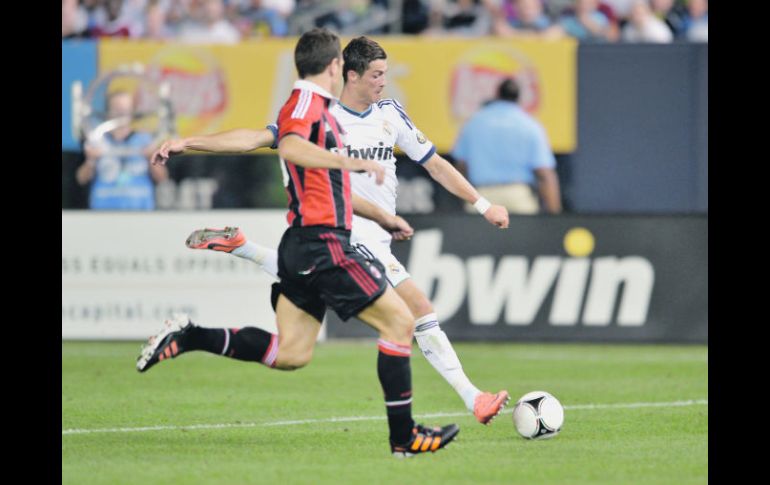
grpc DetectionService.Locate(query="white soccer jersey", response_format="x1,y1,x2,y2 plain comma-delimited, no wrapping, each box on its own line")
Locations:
330,98,436,244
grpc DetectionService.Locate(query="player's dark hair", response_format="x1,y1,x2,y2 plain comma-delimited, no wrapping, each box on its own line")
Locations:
497,77,520,103
294,28,341,79
342,36,387,82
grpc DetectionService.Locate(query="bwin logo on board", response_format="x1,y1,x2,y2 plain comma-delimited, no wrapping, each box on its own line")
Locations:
407,229,654,327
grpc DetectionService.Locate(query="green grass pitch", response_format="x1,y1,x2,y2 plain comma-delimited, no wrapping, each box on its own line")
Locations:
62,341,707,485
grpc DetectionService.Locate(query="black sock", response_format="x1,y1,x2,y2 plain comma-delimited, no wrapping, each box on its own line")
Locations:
377,340,415,445
181,326,278,366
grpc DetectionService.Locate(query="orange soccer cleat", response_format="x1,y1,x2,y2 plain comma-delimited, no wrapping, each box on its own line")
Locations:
473,390,511,425
185,227,246,253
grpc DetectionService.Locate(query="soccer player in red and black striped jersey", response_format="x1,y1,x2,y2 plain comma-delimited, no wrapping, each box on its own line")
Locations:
138,28,459,457
151,36,510,427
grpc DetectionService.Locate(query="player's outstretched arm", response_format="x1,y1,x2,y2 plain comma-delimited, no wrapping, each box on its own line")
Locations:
150,128,276,165
423,154,509,228
278,135,384,184
352,194,414,240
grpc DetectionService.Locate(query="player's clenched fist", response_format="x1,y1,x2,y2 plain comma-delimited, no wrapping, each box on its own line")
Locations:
484,205,510,229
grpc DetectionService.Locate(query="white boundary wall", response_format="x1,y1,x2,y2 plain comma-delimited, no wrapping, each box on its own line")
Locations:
62,210,328,340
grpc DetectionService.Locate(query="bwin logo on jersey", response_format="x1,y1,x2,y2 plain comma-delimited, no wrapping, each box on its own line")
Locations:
346,142,394,161
407,229,655,327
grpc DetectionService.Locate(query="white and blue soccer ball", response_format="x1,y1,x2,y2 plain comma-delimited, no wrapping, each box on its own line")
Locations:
512,391,564,440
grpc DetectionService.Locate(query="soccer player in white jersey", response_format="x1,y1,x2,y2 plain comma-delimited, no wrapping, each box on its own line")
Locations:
151,36,511,424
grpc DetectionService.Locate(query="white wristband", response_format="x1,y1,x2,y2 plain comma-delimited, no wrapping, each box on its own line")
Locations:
473,197,491,215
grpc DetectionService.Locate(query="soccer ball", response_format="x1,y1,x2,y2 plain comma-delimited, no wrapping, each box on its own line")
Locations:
512,391,564,440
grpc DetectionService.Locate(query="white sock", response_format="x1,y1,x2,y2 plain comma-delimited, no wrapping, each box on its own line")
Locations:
413,313,481,412
231,241,279,279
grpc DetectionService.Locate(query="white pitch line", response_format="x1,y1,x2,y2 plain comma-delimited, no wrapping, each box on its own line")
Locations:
62,399,707,436
565,399,708,410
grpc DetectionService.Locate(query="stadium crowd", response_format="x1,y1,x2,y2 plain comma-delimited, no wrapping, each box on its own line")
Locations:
62,0,707,43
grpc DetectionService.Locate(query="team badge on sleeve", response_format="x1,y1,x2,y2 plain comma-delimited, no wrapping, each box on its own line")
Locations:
416,130,427,144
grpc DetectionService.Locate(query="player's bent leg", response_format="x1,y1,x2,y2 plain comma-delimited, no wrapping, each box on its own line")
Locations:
136,313,281,372
395,279,510,424
272,294,321,370
316,236,458,456
355,287,459,455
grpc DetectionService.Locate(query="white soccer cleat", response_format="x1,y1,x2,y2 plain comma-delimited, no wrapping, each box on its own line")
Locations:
136,313,192,373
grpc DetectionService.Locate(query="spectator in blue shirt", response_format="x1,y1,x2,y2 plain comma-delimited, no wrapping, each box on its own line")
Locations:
76,91,168,210
493,0,565,39
560,0,615,42
681,0,707,42
452,77,562,214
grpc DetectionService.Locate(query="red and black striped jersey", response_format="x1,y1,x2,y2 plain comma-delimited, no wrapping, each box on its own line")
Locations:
277,80,352,230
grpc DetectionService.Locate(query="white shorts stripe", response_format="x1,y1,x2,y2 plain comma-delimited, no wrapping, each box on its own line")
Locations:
221,328,230,355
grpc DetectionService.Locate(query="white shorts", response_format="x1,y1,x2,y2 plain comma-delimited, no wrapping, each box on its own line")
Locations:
350,238,410,288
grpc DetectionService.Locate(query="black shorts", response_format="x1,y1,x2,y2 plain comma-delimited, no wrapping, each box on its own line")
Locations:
271,226,388,322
